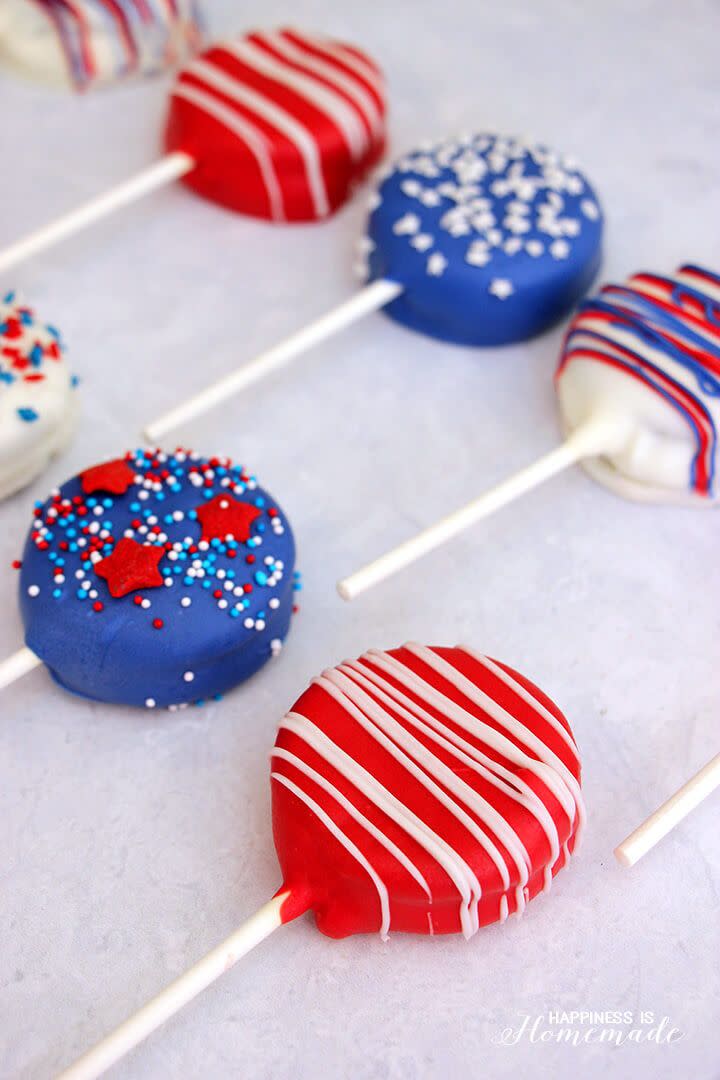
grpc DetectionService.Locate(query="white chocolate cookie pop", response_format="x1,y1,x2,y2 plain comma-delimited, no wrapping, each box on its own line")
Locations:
557,264,720,505
0,0,203,91
338,263,720,600
0,292,77,500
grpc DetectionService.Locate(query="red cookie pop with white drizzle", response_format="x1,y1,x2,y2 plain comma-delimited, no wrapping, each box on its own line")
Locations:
58,644,584,1079
338,263,720,600
0,28,386,272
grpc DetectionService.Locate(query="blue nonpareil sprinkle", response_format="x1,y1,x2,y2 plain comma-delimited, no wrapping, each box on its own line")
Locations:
17,407,39,423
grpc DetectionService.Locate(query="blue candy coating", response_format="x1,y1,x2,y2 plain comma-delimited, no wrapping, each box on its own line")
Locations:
364,133,604,346
19,450,297,709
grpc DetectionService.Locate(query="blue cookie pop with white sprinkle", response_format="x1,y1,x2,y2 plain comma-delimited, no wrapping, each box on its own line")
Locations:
361,133,604,346
144,133,604,441
6,449,299,709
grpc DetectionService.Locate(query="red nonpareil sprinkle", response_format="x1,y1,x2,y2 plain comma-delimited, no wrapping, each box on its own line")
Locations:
11,560,21,570
152,618,164,630
93,602,104,613
245,554,255,564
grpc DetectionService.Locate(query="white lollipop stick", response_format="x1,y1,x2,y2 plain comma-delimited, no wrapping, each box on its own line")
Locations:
144,278,404,441
615,753,720,868
0,153,194,273
337,413,632,601
0,646,41,689
58,892,291,1080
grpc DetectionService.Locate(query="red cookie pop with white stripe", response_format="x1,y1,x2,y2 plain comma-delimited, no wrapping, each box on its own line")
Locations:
0,29,386,272
58,644,584,1080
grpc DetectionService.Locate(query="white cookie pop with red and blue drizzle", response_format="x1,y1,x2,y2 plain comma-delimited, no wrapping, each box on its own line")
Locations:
8,449,298,708
0,0,204,91
0,291,78,501
361,132,604,346
144,132,604,440
556,263,720,505
338,264,720,599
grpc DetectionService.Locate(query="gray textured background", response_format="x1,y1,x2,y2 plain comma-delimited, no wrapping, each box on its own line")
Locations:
1,2,719,1078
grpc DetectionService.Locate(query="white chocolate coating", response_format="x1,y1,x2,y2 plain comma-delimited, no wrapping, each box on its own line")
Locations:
0,0,203,91
556,265,720,506
0,293,78,500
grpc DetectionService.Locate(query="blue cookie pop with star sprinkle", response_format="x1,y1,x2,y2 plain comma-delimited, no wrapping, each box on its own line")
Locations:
360,133,604,346
14,449,299,709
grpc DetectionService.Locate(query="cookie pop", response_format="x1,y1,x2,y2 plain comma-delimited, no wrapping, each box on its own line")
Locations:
338,264,720,600
0,290,78,500
57,644,584,1080
144,132,604,440
0,0,203,91
0,28,387,271
0,448,298,707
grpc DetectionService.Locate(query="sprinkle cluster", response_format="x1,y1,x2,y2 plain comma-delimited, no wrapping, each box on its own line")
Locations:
21,449,300,634
0,291,70,423
360,134,601,297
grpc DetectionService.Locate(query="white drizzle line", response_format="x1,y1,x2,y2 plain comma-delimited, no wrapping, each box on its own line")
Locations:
317,671,508,925
272,771,391,939
348,655,562,865
224,39,367,159
272,747,431,898
400,644,585,834
280,711,481,938
469,650,579,754
368,648,579,831
172,83,285,220
269,29,384,133
188,58,330,218
334,663,534,881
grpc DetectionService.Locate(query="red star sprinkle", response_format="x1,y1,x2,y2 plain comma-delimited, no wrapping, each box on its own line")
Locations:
81,458,136,496
94,538,165,599
194,494,262,543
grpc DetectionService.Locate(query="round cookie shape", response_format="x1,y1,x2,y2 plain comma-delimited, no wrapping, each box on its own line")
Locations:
165,28,387,222
19,449,298,708
556,263,720,505
272,643,584,939
0,0,203,91
0,291,78,500
363,133,603,346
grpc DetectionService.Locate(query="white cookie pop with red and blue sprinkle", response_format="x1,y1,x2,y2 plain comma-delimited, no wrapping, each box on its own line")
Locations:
14,449,299,709
0,291,78,500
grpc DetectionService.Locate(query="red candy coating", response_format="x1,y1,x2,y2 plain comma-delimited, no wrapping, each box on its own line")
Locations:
165,28,387,221
271,645,584,939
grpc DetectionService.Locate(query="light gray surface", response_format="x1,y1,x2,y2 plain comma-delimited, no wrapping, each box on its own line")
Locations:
1,2,719,1078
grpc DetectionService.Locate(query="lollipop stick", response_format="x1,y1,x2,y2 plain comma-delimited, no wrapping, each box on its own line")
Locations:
144,278,404,441
615,753,720,868
0,153,194,274
0,646,41,689
337,413,631,601
58,892,293,1080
